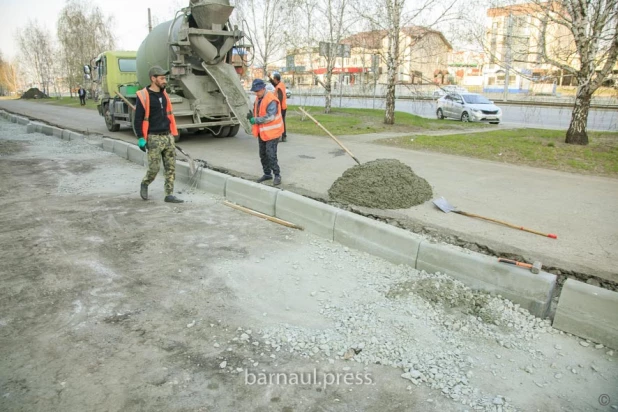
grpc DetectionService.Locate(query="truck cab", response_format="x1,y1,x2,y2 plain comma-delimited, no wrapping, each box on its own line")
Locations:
87,51,139,132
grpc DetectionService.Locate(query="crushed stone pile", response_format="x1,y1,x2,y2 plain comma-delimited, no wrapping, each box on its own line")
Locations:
21,88,49,99
328,159,432,209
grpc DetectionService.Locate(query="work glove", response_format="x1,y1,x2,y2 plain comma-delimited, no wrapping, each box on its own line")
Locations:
246,112,253,120
249,117,256,125
138,137,147,152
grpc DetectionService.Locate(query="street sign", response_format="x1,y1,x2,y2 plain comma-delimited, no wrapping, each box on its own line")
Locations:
319,42,351,58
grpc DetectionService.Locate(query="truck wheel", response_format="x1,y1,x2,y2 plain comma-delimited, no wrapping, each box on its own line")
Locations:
214,126,230,138
227,124,240,137
104,106,120,132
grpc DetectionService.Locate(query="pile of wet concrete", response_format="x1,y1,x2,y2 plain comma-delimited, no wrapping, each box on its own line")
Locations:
21,88,49,99
328,159,433,209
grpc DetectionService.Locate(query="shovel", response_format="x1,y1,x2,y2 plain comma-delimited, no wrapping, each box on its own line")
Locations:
297,107,361,165
432,197,557,239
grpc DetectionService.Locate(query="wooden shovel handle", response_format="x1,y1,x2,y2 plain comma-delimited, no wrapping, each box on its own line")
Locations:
297,107,361,165
456,211,557,239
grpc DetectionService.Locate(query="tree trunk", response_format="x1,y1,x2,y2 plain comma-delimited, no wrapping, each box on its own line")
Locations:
324,71,333,114
384,66,396,124
565,85,591,145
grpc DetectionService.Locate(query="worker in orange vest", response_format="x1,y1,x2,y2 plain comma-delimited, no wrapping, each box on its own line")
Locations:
268,72,287,142
133,65,183,203
247,79,284,185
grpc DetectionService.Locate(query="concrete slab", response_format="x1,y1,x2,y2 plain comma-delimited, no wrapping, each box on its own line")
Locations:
225,177,278,216
52,127,63,138
416,241,556,318
553,279,618,349
102,138,114,153
69,132,83,141
61,130,72,140
16,116,29,125
197,169,228,196
127,145,146,166
113,140,129,159
275,191,339,239
175,161,191,182
26,123,37,133
334,210,422,267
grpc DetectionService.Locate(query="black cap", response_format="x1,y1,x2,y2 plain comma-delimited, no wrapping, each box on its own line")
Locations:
149,65,169,77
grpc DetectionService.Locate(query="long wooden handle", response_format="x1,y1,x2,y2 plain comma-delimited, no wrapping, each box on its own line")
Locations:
223,201,303,230
456,211,557,239
297,107,361,165
114,91,136,111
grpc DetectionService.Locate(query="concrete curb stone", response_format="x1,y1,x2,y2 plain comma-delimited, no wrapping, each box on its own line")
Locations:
553,279,618,349
225,177,278,216
196,169,228,196
113,140,130,159
52,127,63,138
127,145,146,166
102,138,114,153
275,191,339,240
415,240,556,318
334,210,422,267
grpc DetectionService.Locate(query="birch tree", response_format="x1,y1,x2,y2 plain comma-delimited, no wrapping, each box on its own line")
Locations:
15,21,55,96
536,0,618,145
357,0,459,124
234,0,289,74
310,0,356,113
57,0,115,97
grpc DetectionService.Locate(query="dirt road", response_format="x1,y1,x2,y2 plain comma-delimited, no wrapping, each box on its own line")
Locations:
1,100,616,286
1,117,617,411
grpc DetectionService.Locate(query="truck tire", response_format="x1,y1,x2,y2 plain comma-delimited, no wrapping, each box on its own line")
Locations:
214,126,230,138
104,105,120,132
227,124,240,137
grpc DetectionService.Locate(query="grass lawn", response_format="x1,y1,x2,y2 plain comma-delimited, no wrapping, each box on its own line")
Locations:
285,105,488,136
35,96,99,110
378,128,618,176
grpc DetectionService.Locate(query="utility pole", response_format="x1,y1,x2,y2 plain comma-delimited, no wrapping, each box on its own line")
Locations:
503,12,513,102
148,8,152,32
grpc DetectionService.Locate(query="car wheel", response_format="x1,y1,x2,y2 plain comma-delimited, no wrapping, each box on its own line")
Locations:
461,112,470,123
437,108,445,120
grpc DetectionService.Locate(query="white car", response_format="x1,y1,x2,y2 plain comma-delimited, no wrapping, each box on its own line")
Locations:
436,92,502,124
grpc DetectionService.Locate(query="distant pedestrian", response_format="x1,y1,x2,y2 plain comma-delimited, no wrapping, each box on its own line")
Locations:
268,72,288,142
78,86,86,106
133,66,183,203
248,79,284,186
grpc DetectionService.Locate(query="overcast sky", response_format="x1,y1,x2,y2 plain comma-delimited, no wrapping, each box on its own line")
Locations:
0,0,185,60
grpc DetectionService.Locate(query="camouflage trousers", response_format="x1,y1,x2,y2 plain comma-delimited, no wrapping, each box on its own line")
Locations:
142,133,176,196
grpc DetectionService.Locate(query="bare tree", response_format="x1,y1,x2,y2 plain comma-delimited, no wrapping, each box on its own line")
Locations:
357,0,459,124
235,0,289,74
536,0,618,145
470,0,617,145
309,0,356,113
15,20,56,96
57,0,116,97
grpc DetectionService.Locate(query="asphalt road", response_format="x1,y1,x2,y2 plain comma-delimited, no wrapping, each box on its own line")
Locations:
292,95,618,131
1,99,617,283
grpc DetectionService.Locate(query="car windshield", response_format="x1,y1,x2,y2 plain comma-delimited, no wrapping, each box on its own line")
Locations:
462,94,492,104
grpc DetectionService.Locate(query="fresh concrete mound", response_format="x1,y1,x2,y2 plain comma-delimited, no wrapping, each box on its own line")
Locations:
328,159,432,209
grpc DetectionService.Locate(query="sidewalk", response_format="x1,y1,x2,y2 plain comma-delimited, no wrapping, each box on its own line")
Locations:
1,99,616,283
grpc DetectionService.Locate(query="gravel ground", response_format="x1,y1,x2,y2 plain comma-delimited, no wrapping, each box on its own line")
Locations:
0,116,617,412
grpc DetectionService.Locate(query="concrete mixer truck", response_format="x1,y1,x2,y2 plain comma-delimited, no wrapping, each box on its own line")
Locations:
86,0,252,141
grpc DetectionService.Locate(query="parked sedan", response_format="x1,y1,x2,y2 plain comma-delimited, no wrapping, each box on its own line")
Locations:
436,93,502,124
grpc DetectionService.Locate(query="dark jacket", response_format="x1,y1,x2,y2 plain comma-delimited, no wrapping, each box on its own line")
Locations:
133,87,171,138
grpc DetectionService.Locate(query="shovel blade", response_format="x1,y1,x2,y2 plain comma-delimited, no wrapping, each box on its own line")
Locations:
432,197,457,213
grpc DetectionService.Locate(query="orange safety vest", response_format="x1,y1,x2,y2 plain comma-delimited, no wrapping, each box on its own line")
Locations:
252,91,284,141
275,81,287,110
135,87,178,139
